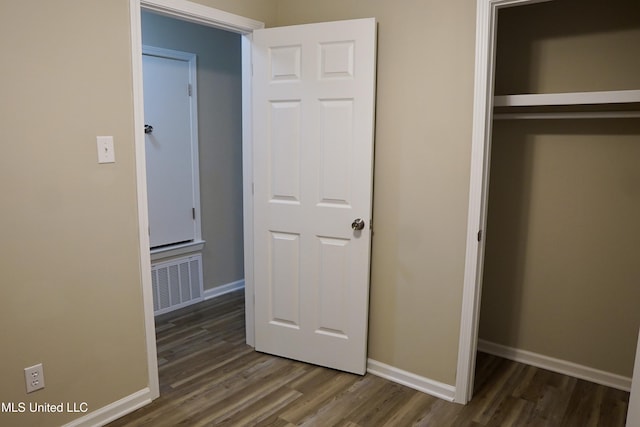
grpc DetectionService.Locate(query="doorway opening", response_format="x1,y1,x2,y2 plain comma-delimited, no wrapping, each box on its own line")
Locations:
130,0,262,399
142,10,243,315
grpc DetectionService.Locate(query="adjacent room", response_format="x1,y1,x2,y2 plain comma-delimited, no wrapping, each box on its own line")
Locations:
141,10,245,314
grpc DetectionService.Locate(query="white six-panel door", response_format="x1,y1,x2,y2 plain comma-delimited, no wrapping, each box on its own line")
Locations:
252,18,377,374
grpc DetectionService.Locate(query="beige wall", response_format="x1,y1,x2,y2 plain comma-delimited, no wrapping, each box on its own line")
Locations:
142,11,245,291
192,0,278,27
274,0,477,384
0,2,148,426
480,0,640,377
494,0,640,95
0,1,277,426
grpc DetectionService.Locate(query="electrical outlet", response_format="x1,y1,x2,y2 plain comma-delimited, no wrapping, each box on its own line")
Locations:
24,363,45,393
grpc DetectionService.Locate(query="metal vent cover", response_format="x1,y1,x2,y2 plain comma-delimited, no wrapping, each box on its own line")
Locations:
151,254,203,315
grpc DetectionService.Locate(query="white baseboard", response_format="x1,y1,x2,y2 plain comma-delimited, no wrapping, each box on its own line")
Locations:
478,339,632,392
203,279,245,300
62,387,153,427
367,359,456,402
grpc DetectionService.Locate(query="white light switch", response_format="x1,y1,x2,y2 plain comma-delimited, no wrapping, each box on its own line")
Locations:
97,136,115,164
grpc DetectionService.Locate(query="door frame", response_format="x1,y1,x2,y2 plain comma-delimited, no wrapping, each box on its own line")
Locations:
454,0,553,404
129,0,264,400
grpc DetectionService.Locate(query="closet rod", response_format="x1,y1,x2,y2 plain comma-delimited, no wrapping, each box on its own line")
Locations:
493,111,640,120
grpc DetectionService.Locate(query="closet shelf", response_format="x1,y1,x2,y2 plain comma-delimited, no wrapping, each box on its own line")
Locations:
494,111,640,120
493,89,640,120
494,89,640,107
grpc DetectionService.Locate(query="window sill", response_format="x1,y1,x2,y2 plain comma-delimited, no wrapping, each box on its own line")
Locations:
150,240,206,262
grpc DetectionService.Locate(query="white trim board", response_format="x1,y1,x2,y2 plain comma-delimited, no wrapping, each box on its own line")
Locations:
61,388,153,427
129,0,160,403
241,33,255,348
203,279,245,300
367,359,456,402
626,329,640,427
478,340,632,392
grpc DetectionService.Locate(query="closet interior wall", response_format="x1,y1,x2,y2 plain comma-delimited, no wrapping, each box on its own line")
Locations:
478,0,640,379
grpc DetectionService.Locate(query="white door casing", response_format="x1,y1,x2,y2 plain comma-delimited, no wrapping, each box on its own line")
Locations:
627,329,640,427
252,19,377,375
456,0,557,404
143,47,200,248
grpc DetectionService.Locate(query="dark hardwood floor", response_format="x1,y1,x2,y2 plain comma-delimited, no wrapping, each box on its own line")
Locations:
107,290,629,426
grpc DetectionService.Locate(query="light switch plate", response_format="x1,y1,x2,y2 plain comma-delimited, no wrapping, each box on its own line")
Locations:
97,136,115,164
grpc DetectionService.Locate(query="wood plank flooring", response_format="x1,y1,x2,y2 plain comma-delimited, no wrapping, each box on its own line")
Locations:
107,290,630,426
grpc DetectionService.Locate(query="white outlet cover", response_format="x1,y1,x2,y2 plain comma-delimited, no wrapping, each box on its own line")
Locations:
24,363,45,393
97,136,115,164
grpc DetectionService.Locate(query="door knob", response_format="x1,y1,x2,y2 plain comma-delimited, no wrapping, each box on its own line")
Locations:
351,218,365,231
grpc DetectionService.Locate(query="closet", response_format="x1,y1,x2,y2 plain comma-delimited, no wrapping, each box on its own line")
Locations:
477,0,640,386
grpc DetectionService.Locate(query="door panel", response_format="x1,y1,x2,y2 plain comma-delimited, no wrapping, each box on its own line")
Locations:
253,18,377,375
269,231,301,328
269,101,301,202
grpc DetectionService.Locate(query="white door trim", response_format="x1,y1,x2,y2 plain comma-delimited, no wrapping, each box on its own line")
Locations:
627,329,640,427
454,0,553,404
129,0,265,400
